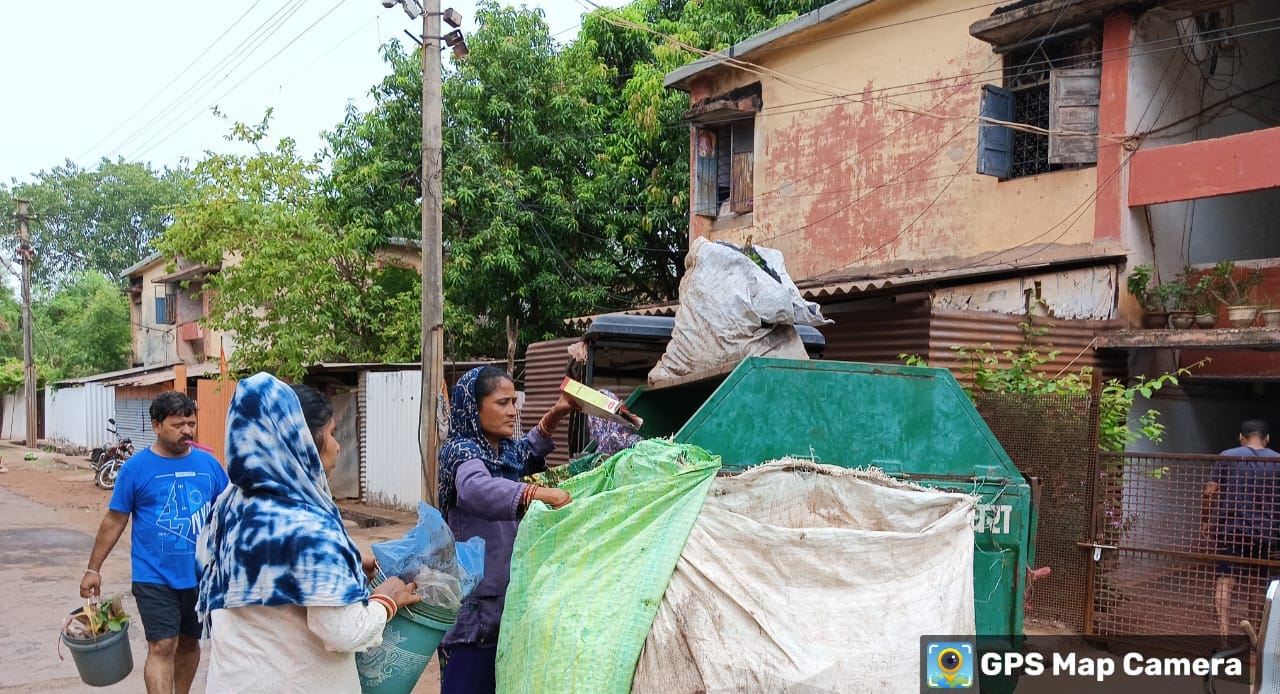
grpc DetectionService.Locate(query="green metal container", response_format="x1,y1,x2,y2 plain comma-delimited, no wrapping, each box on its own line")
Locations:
625,357,1037,642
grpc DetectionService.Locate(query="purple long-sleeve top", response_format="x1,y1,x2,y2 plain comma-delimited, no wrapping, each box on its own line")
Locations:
441,428,554,647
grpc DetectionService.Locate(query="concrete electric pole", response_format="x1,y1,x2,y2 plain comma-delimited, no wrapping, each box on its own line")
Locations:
13,200,37,448
421,0,445,508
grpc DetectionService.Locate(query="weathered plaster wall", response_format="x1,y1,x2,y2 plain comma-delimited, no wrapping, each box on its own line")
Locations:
133,261,178,367
686,0,1099,283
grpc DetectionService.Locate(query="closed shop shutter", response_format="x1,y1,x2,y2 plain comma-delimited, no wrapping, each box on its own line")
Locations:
115,398,157,451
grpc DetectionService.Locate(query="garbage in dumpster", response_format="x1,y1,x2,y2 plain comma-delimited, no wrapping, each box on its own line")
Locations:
497,439,720,694
632,460,977,694
371,502,484,612
648,237,830,386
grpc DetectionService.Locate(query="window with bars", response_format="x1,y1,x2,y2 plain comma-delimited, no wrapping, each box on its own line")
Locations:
691,83,761,218
978,28,1102,180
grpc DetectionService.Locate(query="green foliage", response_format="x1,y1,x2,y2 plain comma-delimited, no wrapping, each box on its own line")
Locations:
323,0,830,358
1126,264,1187,312
158,116,420,378
34,271,132,380
1,159,187,285
1205,260,1265,307
913,317,1201,452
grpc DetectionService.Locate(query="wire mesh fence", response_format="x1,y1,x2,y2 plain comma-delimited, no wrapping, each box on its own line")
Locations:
975,392,1099,632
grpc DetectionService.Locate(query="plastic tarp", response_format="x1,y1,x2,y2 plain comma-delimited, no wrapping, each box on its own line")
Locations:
497,440,721,694
632,461,978,694
649,237,830,386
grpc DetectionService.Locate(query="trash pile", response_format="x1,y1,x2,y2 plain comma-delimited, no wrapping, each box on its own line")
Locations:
371,502,483,612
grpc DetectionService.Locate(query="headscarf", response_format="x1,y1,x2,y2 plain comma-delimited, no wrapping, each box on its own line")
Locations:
588,389,642,457
197,373,367,625
438,367,534,521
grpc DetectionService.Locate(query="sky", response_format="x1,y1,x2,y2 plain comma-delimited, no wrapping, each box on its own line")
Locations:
0,0,630,185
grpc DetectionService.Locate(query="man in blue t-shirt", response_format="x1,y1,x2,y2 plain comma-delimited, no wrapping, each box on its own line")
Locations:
80,391,228,694
1201,418,1280,639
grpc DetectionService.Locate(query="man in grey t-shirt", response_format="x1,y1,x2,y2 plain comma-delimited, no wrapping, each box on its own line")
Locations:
1201,418,1280,638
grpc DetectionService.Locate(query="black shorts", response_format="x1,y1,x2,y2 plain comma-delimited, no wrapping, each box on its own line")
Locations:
131,582,200,641
1215,540,1277,577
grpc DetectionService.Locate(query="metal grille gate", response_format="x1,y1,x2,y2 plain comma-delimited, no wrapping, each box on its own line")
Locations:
1089,452,1280,640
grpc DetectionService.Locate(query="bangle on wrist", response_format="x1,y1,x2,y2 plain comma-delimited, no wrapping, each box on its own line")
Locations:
84,568,100,576
369,594,397,618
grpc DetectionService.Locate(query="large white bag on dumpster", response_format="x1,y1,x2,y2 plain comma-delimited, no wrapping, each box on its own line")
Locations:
632,461,977,694
648,237,830,386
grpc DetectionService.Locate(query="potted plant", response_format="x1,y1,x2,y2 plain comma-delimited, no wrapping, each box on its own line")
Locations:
1163,278,1195,329
1261,299,1280,329
1127,264,1171,328
1185,274,1220,328
1206,260,1265,328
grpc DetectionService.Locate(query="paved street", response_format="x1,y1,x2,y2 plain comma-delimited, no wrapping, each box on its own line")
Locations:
0,442,438,694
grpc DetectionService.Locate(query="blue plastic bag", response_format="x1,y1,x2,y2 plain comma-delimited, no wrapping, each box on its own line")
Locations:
372,502,484,609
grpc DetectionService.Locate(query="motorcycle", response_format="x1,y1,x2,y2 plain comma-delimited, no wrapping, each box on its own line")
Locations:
90,418,134,490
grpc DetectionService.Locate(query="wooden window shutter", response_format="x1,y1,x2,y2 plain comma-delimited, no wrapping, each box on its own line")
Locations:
1048,66,1100,165
694,128,718,217
730,119,754,214
977,84,1014,178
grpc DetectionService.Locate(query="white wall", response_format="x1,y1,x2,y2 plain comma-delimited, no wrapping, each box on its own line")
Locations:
0,392,26,441
363,371,423,512
45,384,117,449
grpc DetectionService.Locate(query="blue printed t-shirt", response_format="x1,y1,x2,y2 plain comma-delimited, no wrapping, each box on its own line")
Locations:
109,446,229,589
1213,445,1280,540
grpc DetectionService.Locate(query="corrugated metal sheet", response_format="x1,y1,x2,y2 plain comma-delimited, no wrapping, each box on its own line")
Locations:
328,390,360,499
45,384,116,449
195,379,235,465
116,397,158,450
523,338,579,467
1,392,28,441
820,301,932,364
927,309,1126,383
358,371,368,503
363,370,423,512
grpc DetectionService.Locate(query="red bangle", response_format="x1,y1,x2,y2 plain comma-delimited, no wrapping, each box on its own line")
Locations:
369,594,397,618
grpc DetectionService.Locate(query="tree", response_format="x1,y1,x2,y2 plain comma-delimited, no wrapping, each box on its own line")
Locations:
34,271,132,380
322,0,832,358
158,117,420,378
2,159,188,286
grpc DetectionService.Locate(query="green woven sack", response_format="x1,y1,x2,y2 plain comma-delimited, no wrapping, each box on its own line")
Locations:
496,439,720,694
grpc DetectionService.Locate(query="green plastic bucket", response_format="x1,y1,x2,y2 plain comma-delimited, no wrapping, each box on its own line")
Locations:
357,603,455,694
61,618,133,687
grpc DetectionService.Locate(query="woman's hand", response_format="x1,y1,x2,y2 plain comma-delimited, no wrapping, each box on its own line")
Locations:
360,555,379,582
534,487,571,510
373,576,422,608
550,394,578,419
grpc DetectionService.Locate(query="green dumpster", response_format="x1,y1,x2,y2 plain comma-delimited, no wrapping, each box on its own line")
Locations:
625,357,1037,645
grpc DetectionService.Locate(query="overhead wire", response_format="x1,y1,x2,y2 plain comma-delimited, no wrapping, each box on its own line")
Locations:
102,0,311,161
74,0,267,167
130,0,352,162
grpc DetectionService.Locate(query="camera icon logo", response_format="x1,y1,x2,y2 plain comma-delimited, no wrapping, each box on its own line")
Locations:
924,641,974,689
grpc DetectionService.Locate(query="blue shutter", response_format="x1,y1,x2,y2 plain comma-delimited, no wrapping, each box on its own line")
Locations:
155,296,169,325
977,85,1014,179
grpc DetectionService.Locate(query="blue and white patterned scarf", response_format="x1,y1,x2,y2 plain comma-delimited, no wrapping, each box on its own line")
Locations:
438,367,533,521
197,373,367,624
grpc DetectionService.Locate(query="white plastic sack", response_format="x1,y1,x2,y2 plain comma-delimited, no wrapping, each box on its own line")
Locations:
649,238,830,386
632,461,977,694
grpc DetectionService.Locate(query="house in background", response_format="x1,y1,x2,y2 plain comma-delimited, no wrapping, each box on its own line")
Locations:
644,0,1280,454
122,252,230,368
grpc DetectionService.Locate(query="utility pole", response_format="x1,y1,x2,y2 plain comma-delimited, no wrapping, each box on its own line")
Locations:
14,200,37,449
420,0,445,507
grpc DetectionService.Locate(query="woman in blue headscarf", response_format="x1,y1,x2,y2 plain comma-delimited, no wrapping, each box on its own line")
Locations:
197,373,420,693
437,365,574,694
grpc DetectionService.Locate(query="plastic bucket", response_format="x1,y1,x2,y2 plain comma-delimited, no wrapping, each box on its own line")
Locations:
61,619,133,687
357,603,455,694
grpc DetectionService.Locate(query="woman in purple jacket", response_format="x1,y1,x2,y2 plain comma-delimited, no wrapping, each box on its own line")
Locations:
437,366,574,694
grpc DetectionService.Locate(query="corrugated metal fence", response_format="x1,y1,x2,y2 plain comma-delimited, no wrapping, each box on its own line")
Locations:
45,384,116,449
1,392,29,441
363,370,423,511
